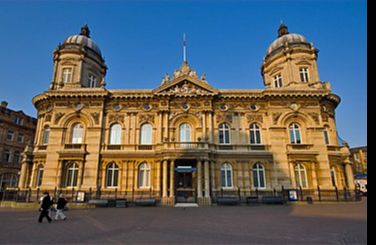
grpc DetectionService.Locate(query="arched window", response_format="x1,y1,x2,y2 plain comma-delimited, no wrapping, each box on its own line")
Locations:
109,124,122,145
36,164,44,187
250,123,262,144
219,123,230,144
106,162,119,187
221,163,233,188
294,164,308,188
71,123,84,144
65,162,79,187
179,123,191,142
140,124,152,145
330,166,337,187
253,163,266,188
42,127,50,145
289,123,301,144
138,163,150,188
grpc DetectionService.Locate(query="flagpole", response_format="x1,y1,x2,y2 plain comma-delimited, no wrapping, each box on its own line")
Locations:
183,33,187,63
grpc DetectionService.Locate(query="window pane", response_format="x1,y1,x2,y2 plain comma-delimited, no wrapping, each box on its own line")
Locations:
72,124,83,143
289,129,295,143
113,169,119,187
226,170,232,187
43,128,50,144
141,124,152,144
221,170,226,187
295,130,301,144
225,130,230,144
253,170,259,188
259,170,265,188
110,124,121,144
180,124,190,142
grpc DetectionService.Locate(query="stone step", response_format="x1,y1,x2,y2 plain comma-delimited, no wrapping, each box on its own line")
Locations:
174,203,199,208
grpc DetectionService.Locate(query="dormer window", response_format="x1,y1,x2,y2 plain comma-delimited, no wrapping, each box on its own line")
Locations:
299,68,309,82
62,68,72,83
273,74,283,88
88,74,97,88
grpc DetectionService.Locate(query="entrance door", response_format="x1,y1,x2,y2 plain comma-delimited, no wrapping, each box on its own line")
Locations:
175,160,197,203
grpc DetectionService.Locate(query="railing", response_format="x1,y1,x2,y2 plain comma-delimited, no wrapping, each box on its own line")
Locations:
138,145,153,150
107,145,122,150
286,144,314,151
327,145,342,152
0,186,362,205
37,145,47,150
64,144,86,150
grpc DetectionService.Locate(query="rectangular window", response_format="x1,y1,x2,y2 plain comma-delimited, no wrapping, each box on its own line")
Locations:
273,74,283,88
14,117,23,125
7,130,14,141
13,152,20,164
62,68,72,83
354,153,359,161
221,171,226,187
324,131,330,145
17,133,24,143
299,68,309,82
3,150,11,163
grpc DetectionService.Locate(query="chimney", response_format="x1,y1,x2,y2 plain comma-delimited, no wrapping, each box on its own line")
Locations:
0,101,8,108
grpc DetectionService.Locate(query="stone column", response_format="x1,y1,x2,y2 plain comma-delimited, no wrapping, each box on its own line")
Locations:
77,161,83,189
311,163,318,188
29,162,37,188
162,160,168,197
202,112,207,141
18,162,28,188
169,160,175,197
56,160,63,188
345,163,355,189
204,160,210,198
210,161,216,193
159,112,163,142
156,161,161,193
208,112,213,143
197,160,203,198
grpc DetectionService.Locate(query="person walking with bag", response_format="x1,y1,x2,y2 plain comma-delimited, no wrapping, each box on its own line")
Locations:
55,193,68,221
38,192,53,223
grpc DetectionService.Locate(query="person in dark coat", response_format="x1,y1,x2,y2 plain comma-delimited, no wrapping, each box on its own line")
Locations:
54,193,67,221
38,192,53,223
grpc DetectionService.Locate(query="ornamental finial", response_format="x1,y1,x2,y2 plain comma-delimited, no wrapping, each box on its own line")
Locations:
80,24,90,38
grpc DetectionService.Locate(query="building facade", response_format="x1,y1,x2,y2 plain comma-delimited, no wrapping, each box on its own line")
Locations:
350,146,367,175
18,24,355,205
0,101,37,189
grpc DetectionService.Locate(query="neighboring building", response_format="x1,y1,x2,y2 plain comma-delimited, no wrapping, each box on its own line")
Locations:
0,101,37,189
18,24,355,205
350,146,367,175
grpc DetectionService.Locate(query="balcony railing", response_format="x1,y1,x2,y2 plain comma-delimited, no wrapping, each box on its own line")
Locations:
37,145,47,150
286,144,314,151
64,144,86,151
326,145,342,152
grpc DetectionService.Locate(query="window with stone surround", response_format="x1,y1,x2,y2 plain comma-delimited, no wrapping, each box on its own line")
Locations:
221,163,233,188
253,163,266,189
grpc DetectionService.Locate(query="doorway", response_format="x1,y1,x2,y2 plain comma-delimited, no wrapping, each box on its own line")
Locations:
175,159,197,203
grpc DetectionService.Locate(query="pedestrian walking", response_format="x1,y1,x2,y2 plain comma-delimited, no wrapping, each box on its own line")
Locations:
38,192,53,223
55,193,68,221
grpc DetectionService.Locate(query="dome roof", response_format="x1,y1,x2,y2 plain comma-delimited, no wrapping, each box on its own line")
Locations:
265,24,309,57
62,25,102,57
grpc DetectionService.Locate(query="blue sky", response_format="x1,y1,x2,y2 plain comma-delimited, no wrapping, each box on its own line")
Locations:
0,0,366,147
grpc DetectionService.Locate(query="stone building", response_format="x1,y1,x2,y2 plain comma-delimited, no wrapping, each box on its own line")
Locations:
18,24,355,205
350,146,367,175
0,101,37,189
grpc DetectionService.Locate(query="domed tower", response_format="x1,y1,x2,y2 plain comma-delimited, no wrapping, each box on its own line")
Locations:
261,23,320,89
49,25,107,90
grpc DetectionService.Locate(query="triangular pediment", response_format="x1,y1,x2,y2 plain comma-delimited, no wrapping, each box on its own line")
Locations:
153,62,218,96
154,77,218,96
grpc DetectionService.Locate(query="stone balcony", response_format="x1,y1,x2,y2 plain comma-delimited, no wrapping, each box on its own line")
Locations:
286,144,319,156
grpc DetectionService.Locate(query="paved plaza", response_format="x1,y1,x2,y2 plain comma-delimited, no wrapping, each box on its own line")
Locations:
0,198,367,244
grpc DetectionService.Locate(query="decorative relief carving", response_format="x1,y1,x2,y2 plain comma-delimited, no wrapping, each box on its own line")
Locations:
159,81,211,96
272,112,282,124
55,102,70,107
308,112,320,125
247,114,263,124
270,101,289,107
45,114,52,122
91,112,100,125
138,114,155,124
216,113,233,124
54,112,65,124
108,114,124,123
